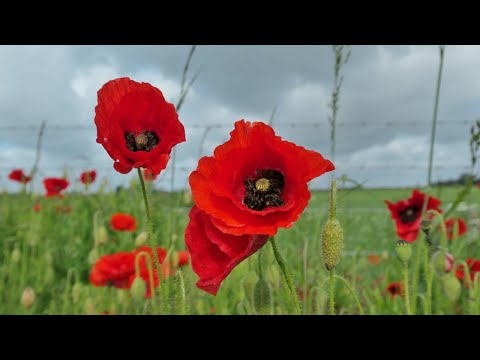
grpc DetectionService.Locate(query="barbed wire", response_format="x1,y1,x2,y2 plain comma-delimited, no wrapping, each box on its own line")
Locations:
0,119,475,130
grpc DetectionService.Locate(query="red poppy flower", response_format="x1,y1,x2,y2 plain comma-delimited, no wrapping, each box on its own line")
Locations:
8,169,31,184
90,251,136,289
367,254,381,265
386,282,404,299
43,177,69,198
385,189,442,243
94,77,186,175
80,170,97,185
444,218,467,240
33,203,41,212
110,213,137,232
143,168,158,181
177,250,190,267
54,205,72,214
185,206,269,295
189,120,334,237
455,258,480,287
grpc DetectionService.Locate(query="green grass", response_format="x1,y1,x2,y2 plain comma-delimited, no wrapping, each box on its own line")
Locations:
1,183,479,315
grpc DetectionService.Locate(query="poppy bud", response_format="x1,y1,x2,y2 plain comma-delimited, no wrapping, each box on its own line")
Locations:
95,226,108,246
88,248,99,265
432,251,454,275
321,219,344,271
183,191,192,205
253,279,272,315
85,298,96,315
11,247,21,263
395,240,412,265
135,231,148,247
381,250,389,261
441,274,462,303
242,272,258,302
21,287,36,309
130,277,146,300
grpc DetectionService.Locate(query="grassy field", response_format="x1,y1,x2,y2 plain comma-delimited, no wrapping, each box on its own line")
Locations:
1,183,479,315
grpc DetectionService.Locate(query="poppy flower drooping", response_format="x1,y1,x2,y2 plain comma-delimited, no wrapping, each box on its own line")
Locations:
80,170,97,185
186,120,334,295
43,177,69,198
110,213,137,232
455,258,480,287
385,189,442,243
444,218,467,240
386,282,404,299
8,169,31,184
94,77,186,175
143,168,158,181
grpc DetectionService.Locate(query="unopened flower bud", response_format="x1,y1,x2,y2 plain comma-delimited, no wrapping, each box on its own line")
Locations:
395,240,412,265
130,277,146,300
11,248,21,263
88,248,99,265
381,250,389,261
135,231,148,247
432,251,454,275
95,226,108,246
85,298,96,315
253,279,272,315
72,283,82,304
321,219,344,271
441,274,462,303
21,287,36,309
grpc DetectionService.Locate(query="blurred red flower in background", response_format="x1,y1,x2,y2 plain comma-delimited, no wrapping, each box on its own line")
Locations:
367,254,381,265
80,170,97,185
177,250,190,267
385,189,442,243
444,218,467,240
386,282,404,299
110,213,137,232
33,203,41,212
94,77,185,175
43,178,69,198
456,258,480,287
8,169,31,184
143,168,158,181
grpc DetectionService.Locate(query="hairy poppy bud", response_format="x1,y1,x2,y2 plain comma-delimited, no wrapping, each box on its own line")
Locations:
95,226,108,246
441,274,462,303
253,279,272,315
321,219,344,271
395,240,412,265
135,231,148,247
130,277,147,300
88,248,99,265
72,283,82,304
11,247,21,263
21,287,36,309
432,251,454,275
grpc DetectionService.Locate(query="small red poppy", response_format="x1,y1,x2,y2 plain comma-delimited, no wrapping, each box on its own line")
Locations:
386,282,404,299
8,169,31,184
455,258,480,287
94,77,186,175
54,205,72,214
143,168,158,181
89,251,136,289
110,213,137,232
177,250,190,267
80,170,97,185
385,189,442,243
367,254,381,265
444,218,467,240
185,206,269,295
189,120,334,237
43,177,69,198
33,203,41,212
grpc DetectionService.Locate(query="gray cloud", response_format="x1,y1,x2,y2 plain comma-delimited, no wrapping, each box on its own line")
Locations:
0,45,478,194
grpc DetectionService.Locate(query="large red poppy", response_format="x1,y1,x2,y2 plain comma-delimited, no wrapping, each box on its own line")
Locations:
385,189,442,243
185,206,269,295
8,169,31,184
189,120,334,237
110,213,137,232
386,282,404,299
444,218,467,240
80,170,97,185
94,77,186,175
455,258,480,287
43,177,69,198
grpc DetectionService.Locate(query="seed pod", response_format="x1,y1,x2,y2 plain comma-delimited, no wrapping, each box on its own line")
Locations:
395,240,412,265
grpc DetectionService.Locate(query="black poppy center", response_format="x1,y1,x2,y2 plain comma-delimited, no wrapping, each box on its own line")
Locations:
392,286,401,295
243,169,285,211
398,205,420,224
125,131,159,152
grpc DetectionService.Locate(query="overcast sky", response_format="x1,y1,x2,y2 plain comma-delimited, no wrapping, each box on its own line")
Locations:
0,45,478,193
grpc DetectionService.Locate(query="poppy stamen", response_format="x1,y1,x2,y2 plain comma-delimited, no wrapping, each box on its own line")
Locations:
125,131,159,152
244,169,285,211
255,178,270,192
